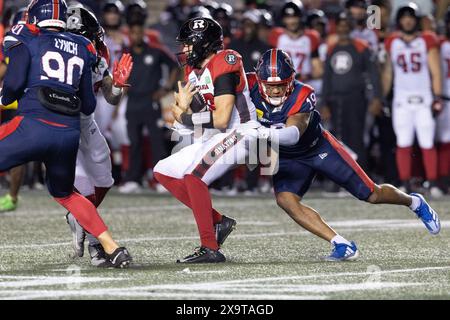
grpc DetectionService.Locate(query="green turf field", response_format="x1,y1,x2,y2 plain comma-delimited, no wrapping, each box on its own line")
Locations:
0,190,449,300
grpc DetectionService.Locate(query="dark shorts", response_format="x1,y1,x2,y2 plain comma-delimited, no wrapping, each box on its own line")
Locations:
0,116,80,197
273,130,375,200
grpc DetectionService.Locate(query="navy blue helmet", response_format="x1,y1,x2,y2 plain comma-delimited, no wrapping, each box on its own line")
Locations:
11,7,28,26
27,0,68,29
255,49,296,106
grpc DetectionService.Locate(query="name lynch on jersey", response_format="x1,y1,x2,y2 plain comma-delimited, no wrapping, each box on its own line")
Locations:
54,39,78,55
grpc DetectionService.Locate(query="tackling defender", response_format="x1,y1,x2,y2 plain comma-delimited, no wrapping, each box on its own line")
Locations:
247,49,440,260
154,17,259,263
0,0,131,267
64,5,133,267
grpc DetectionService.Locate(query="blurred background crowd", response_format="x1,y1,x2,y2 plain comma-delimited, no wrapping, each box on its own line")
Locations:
0,0,449,198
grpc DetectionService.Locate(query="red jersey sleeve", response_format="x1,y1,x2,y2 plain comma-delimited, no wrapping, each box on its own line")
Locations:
422,31,439,51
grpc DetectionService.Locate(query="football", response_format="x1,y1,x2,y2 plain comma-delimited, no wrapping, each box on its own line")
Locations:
176,81,207,113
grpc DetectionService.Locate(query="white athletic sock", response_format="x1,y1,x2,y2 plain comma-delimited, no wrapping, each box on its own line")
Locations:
330,235,352,246
409,195,421,211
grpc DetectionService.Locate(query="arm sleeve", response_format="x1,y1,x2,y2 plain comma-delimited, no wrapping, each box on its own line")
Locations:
270,126,300,146
0,44,30,105
213,72,239,97
78,62,96,115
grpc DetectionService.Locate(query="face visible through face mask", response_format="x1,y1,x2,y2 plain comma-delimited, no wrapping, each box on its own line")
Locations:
263,82,289,106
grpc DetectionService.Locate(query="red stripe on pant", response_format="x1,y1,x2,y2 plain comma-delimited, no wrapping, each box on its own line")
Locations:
191,130,241,179
0,116,23,141
322,130,375,193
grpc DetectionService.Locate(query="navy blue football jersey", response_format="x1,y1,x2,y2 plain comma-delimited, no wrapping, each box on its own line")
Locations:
1,24,97,127
247,73,323,157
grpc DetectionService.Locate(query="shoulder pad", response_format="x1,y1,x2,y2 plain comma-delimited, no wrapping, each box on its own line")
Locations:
422,31,439,51
3,24,39,51
384,32,401,53
288,83,315,116
305,29,321,51
209,49,243,81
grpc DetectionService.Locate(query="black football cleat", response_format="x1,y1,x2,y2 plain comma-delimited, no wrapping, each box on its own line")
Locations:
106,247,132,268
215,215,237,246
177,247,226,264
88,244,113,268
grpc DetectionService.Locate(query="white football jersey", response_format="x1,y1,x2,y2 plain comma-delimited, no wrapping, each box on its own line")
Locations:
441,38,450,96
386,32,438,94
276,29,320,79
184,50,257,131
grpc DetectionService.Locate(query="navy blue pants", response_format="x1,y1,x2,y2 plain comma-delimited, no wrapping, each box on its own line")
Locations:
273,130,375,200
0,116,80,197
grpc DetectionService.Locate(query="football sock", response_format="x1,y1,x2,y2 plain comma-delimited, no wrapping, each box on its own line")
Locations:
330,235,352,246
94,186,111,207
55,192,107,237
421,147,438,181
121,145,130,173
396,147,413,181
409,195,421,211
184,174,219,251
154,172,223,224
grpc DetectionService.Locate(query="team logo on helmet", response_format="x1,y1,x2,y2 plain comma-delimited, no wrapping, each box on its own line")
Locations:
66,11,82,30
190,19,207,31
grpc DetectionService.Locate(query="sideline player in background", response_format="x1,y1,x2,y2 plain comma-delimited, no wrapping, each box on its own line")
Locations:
275,1,323,83
247,49,440,260
0,8,28,213
64,5,133,267
383,3,443,197
154,17,259,263
0,0,131,267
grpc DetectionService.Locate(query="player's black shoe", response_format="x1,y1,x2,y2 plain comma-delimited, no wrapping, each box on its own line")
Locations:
88,244,112,268
215,215,237,246
106,247,132,268
177,247,226,264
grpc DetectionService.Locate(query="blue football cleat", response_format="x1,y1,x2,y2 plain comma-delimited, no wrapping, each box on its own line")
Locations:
410,193,441,235
324,241,359,261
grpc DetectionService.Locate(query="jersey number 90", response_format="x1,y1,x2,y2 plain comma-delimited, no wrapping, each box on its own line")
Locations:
41,51,84,86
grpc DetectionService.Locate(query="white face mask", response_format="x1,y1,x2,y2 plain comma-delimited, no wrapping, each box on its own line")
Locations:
261,82,287,106
267,96,284,106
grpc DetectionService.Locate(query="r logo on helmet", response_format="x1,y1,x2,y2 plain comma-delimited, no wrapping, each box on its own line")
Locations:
190,19,206,31
226,53,237,65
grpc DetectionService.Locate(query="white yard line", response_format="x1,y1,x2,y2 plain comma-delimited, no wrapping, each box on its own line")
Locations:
0,289,325,300
0,266,446,299
182,266,450,287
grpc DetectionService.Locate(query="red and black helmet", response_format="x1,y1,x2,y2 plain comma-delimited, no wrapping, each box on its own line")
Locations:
176,17,223,68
